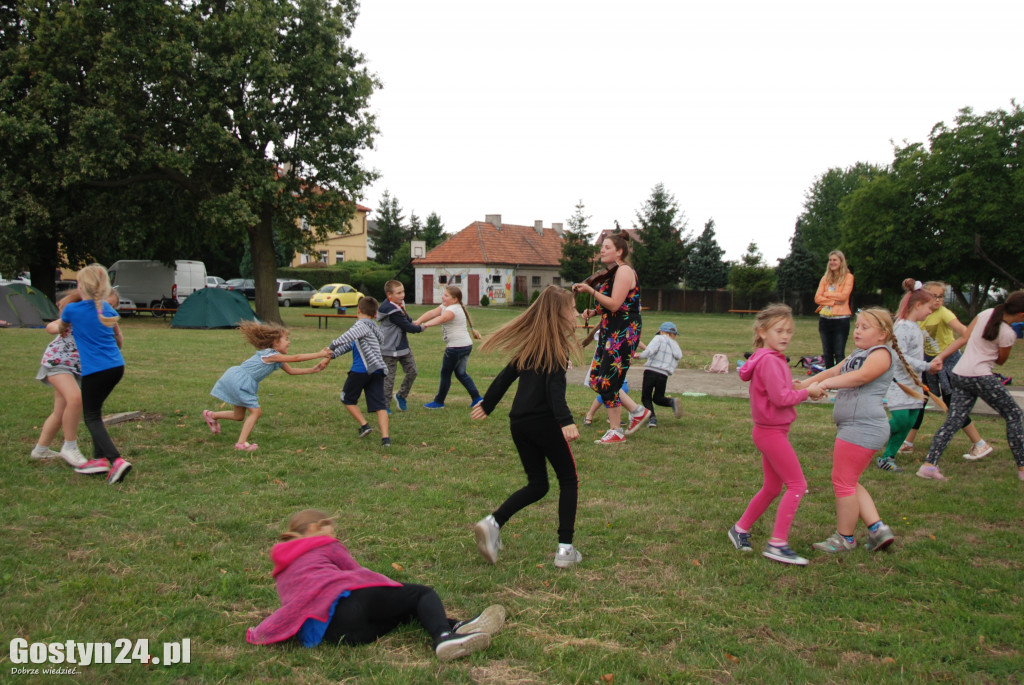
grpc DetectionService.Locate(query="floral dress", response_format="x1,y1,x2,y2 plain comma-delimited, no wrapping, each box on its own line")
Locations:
588,270,642,408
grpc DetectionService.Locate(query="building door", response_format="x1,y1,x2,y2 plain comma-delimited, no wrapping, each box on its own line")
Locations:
422,274,434,304
515,276,527,302
467,274,480,305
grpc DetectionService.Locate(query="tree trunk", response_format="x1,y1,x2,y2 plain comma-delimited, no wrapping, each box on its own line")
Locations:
28,231,60,303
250,204,282,324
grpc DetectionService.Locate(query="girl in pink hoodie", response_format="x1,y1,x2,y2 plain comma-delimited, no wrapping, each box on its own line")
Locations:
247,509,505,662
728,305,824,566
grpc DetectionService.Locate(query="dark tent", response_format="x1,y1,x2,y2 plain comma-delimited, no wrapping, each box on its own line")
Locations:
171,287,259,329
0,284,46,327
5,282,60,321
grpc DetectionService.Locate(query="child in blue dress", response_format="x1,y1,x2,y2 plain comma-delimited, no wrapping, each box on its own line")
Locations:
204,321,331,451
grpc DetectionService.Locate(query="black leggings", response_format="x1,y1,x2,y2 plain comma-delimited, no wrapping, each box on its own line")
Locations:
82,366,124,461
641,370,673,419
323,584,451,646
493,418,578,545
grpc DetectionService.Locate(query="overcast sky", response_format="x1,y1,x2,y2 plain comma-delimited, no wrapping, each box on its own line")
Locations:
350,0,1022,264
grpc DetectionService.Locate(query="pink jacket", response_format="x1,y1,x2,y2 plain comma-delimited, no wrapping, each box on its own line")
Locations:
246,536,401,645
739,348,808,428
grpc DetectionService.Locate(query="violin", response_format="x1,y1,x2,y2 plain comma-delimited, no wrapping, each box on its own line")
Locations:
574,263,619,292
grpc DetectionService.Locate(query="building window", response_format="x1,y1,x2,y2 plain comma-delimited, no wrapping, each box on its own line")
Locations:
439,275,447,284
531,276,541,288
490,274,501,284
301,217,310,232
552,277,561,286
452,274,462,284
335,251,345,263
319,250,328,263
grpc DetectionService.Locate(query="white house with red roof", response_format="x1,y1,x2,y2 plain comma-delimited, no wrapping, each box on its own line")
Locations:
412,215,566,305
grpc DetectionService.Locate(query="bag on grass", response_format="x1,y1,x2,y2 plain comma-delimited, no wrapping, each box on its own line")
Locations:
704,354,729,374
795,355,825,375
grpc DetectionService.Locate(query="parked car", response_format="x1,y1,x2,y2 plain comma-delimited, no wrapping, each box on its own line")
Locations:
276,279,315,307
112,286,137,315
207,276,227,288
310,283,365,309
225,278,256,300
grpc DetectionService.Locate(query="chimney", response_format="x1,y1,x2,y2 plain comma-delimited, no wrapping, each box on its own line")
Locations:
552,222,563,237
534,220,544,236
485,214,502,230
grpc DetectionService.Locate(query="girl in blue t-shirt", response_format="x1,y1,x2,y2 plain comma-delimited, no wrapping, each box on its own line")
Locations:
45,265,131,484
203,321,331,451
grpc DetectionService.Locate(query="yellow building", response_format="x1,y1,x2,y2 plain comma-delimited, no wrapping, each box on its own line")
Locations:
290,203,372,266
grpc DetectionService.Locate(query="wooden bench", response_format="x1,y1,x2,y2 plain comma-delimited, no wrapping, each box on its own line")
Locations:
727,309,760,315
304,312,359,329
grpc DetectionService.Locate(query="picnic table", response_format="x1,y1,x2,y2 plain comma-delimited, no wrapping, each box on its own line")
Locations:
304,312,359,329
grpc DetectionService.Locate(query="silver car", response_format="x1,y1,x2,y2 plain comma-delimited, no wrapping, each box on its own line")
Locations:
276,279,316,307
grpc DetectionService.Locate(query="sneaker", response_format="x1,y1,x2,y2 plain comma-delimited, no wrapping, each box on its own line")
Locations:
647,417,658,428
453,605,506,636
59,445,88,468
358,424,373,438
470,397,484,409
864,523,895,552
963,443,993,461
897,441,914,455
916,463,949,480
74,458,111,475
554,546,583,568
812,532,856,553
386,408,392,415
473,515,503,564
396,396,407,411
671,397,683,419
624,407,651,435
381,437,391,447
876,457,903,473
424,401,445,409
106,457,132,484
594,429,625,444
727,525,753,552
762,543,808,566
434,631,490,662
30,446,60,460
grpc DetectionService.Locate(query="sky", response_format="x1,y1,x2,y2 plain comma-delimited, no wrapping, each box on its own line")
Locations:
349,0,1022,264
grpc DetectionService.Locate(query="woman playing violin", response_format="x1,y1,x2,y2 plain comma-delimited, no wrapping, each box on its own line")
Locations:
572,233,651,443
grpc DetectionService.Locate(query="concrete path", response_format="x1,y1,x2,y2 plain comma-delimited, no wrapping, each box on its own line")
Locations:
567,364,1023,417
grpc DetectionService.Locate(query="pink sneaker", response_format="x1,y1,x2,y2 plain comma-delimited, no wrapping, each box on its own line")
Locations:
624,408,651,435
75,458,111,475
594,429,626,444
203,409,221,434
106,458,132,484
916,463,949,480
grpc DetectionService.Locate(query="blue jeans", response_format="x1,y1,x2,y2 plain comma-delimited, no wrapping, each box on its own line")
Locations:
818,316,850,369
434,345,479,403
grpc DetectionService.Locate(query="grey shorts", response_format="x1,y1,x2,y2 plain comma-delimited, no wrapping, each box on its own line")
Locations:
35,365,80,387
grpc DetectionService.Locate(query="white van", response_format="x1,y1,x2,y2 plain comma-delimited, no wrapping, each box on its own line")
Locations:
108,260,208,309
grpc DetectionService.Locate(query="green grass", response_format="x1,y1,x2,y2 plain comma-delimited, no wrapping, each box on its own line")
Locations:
1,308,1022,683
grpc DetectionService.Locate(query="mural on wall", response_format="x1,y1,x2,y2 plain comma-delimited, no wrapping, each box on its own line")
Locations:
432,268,469,301
484,268,514,304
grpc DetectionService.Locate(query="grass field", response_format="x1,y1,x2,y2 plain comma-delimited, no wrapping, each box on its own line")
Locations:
1,307,1022,683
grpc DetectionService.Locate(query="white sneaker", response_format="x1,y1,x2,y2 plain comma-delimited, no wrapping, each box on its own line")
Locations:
453,605,506,636
473,515,502,564
595,428,626,444
963,443,993,461
554,546,582,568
31,446,60,460
59,445,88,467
435,631,490,662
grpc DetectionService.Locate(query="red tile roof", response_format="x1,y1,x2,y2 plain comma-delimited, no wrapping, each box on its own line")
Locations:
414,221,565,267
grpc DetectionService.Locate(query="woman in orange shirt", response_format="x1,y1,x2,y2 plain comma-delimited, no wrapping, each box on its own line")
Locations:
814,250,855,368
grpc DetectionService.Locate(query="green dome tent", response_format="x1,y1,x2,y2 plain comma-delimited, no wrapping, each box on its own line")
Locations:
171,287,258,329
4,282,60,321
0,284,45,328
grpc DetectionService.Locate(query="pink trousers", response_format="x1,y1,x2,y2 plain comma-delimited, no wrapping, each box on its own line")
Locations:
737,425,807,544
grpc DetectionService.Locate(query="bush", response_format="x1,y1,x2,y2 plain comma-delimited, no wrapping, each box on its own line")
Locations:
480,294,490,307
530,290,541,304
513,289,527,304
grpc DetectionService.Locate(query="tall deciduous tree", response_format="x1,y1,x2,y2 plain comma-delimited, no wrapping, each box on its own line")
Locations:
797,162,881,264
373,190,405,265
841,104,1024,315
559,200,597,284
422,212,446,249
776,219,821,309
632,183,690,288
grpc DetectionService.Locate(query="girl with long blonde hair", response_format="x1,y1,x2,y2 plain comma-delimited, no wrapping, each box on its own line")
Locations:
471,286,585,568
814,250,855,368
44,264,131,483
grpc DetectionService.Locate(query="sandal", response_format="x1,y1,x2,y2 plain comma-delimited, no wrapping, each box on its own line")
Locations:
235,442,259,451
583,417,593,427
203,409,221,434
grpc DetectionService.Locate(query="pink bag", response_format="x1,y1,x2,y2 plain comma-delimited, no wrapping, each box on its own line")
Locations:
704,353,729,374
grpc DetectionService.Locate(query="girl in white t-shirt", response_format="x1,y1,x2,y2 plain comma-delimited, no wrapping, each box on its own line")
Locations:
918,291,1024,481
415,286,483,409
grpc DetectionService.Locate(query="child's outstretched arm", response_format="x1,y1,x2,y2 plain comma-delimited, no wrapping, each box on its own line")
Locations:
265,347,332,364
815,348,891,390
281,359,328,375
413,306,443,326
